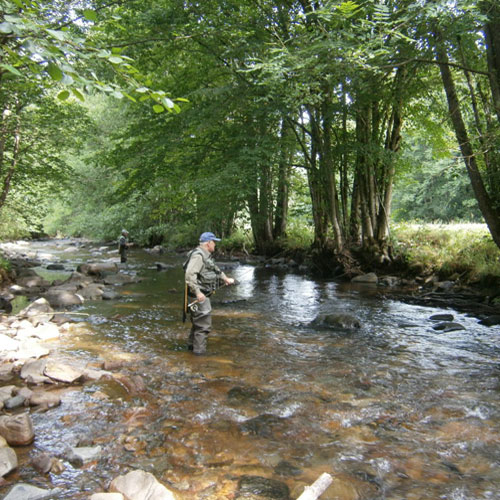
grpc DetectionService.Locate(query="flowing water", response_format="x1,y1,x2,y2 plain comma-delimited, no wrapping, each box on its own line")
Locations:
2,240,500,499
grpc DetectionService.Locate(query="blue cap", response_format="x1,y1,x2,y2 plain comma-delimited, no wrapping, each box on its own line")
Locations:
199,232,221,242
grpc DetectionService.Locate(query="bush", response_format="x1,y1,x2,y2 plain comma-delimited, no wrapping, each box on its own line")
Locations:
392,222,500,281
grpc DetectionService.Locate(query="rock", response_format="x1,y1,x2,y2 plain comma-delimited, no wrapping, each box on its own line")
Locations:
109,470,176,500
352,272,378,284
436,280,455,291
78,283,105,300
432,322,465,332
430,313,454,322
0,413,35,445
85,263,118,276
2,483,62,500
0,386,16,404
102,290,120,300
11,339,50,360
112,373,147,394
44,289,83,308
155,262,170,271
479,315,500,326
274,460,302,477
66,445,102,466
20,359,50,384
0,446,18,477
3,395,26,410
44,361,83,384
16,275,50,289
31,453,54,474
0,297,12,313
18,298,54,326
239,414,288,439
236,475,290,500
103,274,138,286
90,494,124,500
28,390,61,408
46,264,65,270
0,334,19,352
311,313,361,330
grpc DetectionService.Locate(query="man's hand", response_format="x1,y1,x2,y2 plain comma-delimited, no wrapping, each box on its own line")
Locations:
196,292,206,303
224,277,235,286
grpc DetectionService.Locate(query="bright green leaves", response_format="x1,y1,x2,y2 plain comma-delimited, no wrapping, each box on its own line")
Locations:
46,62,63,81
83,9,98,22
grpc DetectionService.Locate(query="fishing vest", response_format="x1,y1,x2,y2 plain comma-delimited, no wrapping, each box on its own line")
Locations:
184,247,220,293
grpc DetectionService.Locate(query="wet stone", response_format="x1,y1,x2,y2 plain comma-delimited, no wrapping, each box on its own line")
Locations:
236,475,290,500
2,483,62,500
227,386,271,405
431,322,465,332
239,414,288,439
274,460,302,477
4,395,25,410
430,313,454,322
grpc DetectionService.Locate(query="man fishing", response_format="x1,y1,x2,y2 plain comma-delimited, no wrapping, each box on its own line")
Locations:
184,232,234,355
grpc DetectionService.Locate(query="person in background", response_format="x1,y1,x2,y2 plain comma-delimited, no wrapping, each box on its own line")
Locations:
118,229,130,263
184,232,234,355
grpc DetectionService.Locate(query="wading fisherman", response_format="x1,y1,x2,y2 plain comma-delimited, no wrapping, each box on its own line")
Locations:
184,232,234,355
118,229,130,263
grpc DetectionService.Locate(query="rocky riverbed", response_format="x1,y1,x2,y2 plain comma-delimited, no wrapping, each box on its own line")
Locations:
1,238,499,500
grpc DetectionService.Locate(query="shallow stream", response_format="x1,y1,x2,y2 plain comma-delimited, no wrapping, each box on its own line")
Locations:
2,239,500,499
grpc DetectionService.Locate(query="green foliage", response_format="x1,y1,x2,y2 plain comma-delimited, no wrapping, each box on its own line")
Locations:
392,136,482,222
393,223,500,280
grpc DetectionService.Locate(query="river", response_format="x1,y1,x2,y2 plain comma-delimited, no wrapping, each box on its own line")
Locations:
2,239,500,499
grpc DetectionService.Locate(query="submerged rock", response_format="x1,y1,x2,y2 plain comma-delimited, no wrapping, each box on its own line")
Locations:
236,475,290,500
311,313,361,330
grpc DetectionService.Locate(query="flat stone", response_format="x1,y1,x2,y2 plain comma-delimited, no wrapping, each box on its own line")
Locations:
66,445,102,466
0,446,18,477
109,470,176,500
2,483,62,500
89,494,124,500
20,359,50,384
44,361,83,383
0,334,19,353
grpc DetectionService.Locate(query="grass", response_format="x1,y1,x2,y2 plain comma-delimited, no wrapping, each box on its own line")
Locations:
392,222,500,282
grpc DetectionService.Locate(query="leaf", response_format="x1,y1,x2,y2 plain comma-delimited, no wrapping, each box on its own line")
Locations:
136,87,149,93
113,90,124,99
175,97,189,103
162,97,174,109
153,104,165,113
47,62,63,81
0,22,14,34
0,64,23,76
46,29,66,41
123,92,137,103
57,90,70,101
83,9,98,22
72,88,85,102
109,56,124,64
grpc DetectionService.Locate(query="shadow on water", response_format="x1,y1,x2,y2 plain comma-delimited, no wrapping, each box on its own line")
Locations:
2,239,500,499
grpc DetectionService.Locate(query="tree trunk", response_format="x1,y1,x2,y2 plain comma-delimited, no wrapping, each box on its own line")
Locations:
274,117,292,239
435,33,500,249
